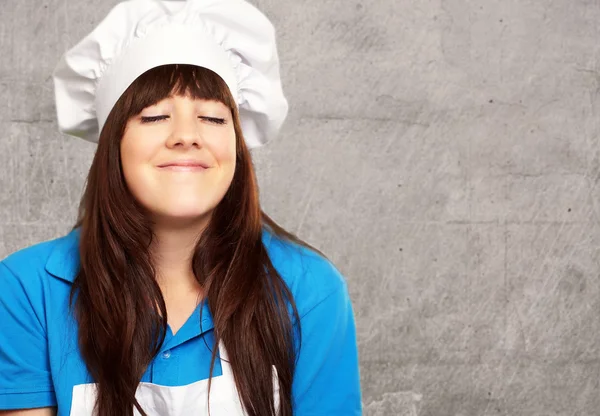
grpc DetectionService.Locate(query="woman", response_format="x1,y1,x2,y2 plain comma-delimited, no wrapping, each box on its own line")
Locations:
0,1,361,416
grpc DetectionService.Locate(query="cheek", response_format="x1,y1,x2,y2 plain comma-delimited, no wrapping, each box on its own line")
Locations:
120,138,156,198
214,133,237,167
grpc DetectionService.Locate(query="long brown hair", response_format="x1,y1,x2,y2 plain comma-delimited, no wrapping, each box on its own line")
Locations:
69,64,327,416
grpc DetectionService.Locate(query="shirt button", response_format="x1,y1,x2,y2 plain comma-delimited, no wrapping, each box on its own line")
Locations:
162,350,171,359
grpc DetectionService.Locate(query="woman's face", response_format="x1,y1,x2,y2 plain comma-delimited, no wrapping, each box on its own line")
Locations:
121,94,237,225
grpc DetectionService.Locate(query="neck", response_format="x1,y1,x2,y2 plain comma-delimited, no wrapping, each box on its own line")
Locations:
150,219,207,291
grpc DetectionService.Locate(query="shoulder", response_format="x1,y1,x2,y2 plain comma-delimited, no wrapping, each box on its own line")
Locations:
262,228,348,318
1,227,80,292
2,232,65,272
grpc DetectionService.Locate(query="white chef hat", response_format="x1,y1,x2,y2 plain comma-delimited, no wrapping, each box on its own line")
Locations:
52,0,288,149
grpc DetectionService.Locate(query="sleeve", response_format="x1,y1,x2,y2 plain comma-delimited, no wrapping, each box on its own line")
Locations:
0,261,57,410
292,280,362,416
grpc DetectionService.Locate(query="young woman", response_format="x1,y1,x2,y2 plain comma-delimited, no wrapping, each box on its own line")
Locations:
0,1,361,416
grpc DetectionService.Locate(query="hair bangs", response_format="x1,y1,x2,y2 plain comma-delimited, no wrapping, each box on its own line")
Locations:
123,64,236,121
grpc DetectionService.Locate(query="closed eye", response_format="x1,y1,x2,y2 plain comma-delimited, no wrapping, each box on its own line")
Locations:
140,116,226,125
140,115,168,123
201,117,226,125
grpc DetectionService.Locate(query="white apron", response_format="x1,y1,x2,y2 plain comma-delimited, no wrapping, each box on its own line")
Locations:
69,342,279,416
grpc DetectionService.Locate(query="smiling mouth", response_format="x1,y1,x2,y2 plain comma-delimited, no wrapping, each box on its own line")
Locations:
158,165,208,172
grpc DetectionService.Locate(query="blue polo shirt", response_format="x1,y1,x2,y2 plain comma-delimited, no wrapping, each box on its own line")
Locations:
0,227,362,415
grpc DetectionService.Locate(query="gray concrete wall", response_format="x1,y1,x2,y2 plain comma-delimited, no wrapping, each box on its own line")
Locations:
1,0,599,414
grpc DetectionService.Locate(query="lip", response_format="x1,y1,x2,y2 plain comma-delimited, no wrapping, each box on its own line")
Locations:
158,165,208,172
157,160,210,171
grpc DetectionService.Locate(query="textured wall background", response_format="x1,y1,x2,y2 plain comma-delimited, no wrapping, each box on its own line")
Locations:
1,0,600,415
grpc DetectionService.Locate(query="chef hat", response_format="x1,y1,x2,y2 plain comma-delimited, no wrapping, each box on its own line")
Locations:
52,0,288,149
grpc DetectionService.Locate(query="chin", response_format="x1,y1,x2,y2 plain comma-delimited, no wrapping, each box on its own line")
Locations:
149,201,215,220
163,206,213,217
150,210,214,227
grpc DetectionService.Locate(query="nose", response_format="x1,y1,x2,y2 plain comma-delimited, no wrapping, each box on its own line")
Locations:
166,113,203,149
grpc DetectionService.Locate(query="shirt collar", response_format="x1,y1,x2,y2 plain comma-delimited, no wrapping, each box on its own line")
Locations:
44,226,275,344
45,226,81,283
